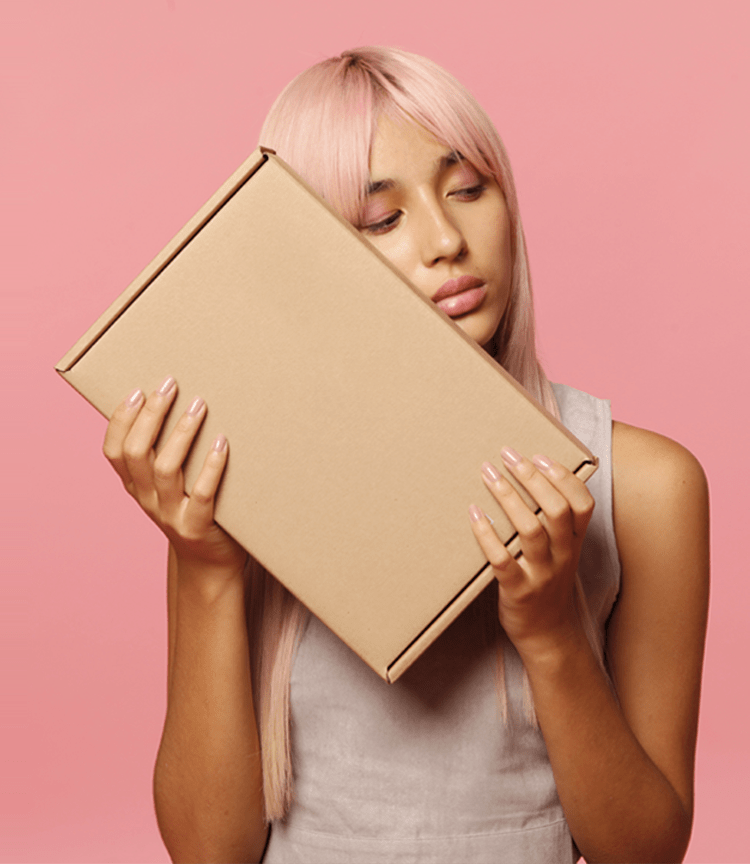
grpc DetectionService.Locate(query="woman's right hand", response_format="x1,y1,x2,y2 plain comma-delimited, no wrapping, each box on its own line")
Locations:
102,375,247,575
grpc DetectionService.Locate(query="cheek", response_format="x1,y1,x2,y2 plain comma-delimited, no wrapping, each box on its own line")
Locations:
479,221,514,328
480,221,512,278
491,213,514,279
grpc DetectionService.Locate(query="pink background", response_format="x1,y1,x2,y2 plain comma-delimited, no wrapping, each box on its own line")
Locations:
3,1,748,861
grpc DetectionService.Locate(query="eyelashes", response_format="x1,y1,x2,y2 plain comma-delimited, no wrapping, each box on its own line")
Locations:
362,212,401,235
450,184,486,202
360,184,487,236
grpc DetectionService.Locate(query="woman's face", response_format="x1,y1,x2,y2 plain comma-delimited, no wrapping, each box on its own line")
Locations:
359,114,513,349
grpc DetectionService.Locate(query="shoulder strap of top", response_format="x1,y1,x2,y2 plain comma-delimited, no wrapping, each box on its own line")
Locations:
550,382,621,631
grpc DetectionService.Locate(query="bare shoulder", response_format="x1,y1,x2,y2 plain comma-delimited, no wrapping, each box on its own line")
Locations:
610,420,709,611
611,421,709,538
608,420,709,654
611,420,708,489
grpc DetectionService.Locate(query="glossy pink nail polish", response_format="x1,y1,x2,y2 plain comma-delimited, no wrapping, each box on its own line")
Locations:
187,397,205,416
532,454,553,472
212,434,228,452
126,388,143,408
158,375,176,396
469,504,484,523
481,461,501,483
501,446,522,467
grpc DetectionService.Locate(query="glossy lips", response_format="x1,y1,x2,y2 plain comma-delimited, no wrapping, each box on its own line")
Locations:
432,275,487,318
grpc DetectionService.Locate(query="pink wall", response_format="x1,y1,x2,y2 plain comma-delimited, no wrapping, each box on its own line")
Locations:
3,1,748,861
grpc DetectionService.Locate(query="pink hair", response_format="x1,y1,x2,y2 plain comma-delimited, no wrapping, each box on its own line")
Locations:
249,46,601,821
259,47,552,403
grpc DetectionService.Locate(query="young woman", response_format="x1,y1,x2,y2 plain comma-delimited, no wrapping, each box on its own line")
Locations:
102,48,709,863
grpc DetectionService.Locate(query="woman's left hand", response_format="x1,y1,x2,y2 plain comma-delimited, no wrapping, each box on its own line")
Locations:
468,446,594,657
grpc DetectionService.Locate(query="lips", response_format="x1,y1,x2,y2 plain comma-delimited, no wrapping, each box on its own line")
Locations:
432,275,487,317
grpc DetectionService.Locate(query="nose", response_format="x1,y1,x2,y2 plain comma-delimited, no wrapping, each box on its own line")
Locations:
418,198,467,266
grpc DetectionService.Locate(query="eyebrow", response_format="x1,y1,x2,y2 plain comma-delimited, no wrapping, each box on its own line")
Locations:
365,150,464,196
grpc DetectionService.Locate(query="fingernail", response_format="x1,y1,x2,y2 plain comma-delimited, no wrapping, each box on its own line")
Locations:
501,446,522,467
126,388,143,408
481,461,502,483
469,504,484,523
158,376,176,396
532,454,553,472
187,396,205,416
212,434,227,452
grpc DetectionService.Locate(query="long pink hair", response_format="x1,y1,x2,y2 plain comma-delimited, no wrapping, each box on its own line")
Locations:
248,46,601,821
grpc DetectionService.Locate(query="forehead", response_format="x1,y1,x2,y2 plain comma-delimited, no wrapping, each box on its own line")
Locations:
368,114,459,185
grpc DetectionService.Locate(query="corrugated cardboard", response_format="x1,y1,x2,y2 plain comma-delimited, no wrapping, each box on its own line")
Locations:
57,148,597,682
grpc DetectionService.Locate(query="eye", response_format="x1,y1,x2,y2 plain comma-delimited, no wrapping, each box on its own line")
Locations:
361,211,402,235
449,184,486,201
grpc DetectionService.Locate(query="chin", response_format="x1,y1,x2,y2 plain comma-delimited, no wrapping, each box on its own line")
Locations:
455,318,499,351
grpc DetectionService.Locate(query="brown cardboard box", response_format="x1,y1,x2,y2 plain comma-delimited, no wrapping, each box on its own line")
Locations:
56,148,597,682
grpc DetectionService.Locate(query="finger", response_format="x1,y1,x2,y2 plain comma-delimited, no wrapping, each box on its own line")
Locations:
183,434,230,533
481,461,551,565
530,453,595,538
152,396,207,509
103,388,146,487
122,376,178,494
468,504,525,590
498,447,574,547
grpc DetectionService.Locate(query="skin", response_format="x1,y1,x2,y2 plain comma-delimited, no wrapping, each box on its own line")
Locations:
103,384,264,862
360,114,512,347
103,117,709,863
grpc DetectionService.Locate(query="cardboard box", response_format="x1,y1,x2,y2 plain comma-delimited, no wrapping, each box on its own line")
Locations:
56,148,597,682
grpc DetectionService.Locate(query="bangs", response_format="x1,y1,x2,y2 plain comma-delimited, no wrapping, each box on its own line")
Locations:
260,56,378,224
259,48,517,228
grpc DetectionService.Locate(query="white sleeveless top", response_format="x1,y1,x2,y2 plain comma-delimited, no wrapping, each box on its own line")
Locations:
263,384,620,863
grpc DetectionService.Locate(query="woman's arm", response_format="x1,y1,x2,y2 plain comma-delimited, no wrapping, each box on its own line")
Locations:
103,379,268,863
469,423,709,863
154,548,267,863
